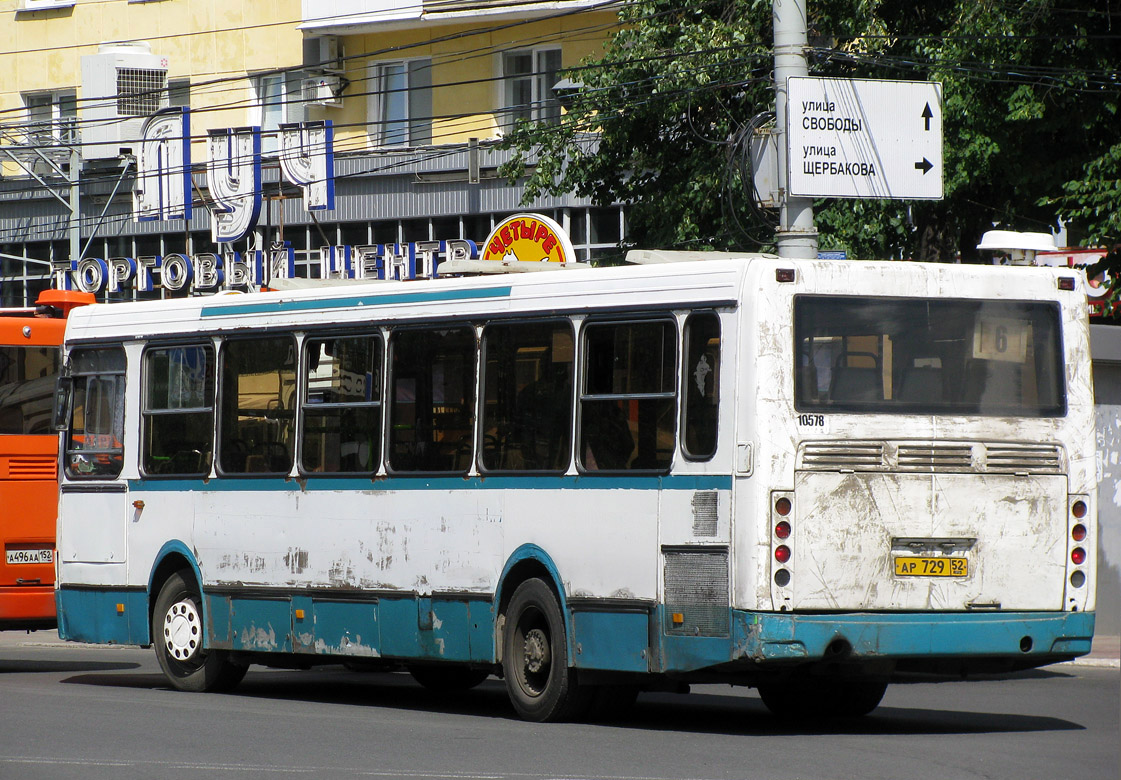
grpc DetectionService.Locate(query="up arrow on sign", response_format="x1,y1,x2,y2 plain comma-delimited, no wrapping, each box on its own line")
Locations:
788,77,944,200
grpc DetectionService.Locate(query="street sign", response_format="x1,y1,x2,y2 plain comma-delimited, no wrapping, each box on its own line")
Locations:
787,77,943,200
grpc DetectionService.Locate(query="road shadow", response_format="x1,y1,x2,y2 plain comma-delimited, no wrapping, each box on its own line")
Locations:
1,659,141,674
59,664,1088,737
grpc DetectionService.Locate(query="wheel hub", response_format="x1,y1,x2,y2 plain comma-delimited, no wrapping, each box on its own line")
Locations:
523,627,550,674
164,599,201,662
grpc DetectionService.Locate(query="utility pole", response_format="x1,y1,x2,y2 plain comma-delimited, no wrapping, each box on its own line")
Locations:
773,0,818,259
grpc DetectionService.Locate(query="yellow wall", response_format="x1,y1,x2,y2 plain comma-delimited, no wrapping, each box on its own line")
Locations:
333,12,615,150
0,0,304,135
0,2,615,159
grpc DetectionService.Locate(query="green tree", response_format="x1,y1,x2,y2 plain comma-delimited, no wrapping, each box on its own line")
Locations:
499,0,1121,265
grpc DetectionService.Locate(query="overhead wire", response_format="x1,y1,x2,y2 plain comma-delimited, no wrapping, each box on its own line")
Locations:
1,0,1117,248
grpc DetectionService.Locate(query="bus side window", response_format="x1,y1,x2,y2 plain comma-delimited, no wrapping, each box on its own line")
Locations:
480,321,573,472
301,335,383,475
218,337,296,475
579,319,676,472
64,346,126,479
142,345,215,477
682,312,720,460
388,327,476,473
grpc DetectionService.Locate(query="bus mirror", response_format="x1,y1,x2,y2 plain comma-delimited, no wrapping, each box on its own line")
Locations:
53,376,73,432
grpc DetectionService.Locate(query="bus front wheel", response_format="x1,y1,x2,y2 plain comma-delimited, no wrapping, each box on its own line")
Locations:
502,578,590,722
152,570,247,693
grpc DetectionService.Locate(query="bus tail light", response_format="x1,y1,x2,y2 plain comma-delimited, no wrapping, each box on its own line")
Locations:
1071,524,1087,542
1071,548,1086,566
771,492,794,600
1072,500,1087,519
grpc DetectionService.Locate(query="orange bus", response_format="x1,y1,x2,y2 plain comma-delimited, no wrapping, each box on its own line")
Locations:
0,289,93,630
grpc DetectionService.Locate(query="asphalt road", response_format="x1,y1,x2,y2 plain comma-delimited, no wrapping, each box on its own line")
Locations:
0,633,1117,780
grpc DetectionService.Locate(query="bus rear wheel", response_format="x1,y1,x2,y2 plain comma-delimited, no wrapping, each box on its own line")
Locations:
757,677,887,719
502,578,590,722
152,570,247,693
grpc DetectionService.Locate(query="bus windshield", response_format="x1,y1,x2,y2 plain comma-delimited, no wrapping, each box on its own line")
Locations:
794,296,1065,417
0,345,61,434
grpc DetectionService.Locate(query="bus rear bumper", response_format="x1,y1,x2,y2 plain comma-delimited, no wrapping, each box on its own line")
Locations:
731,610,1096,667
0,585,56,630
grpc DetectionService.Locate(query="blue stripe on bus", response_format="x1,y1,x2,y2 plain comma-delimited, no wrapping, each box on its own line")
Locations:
56,588,148,646
727,609,1097,667
127,473,734,492
56,583,1096,674
200,285,512,318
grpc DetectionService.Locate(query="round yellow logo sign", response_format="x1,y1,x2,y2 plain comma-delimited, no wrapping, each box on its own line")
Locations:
481,214,576,264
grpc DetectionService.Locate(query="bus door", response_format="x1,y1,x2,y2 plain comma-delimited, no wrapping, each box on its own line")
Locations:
57,347,129,576
659,312,732,643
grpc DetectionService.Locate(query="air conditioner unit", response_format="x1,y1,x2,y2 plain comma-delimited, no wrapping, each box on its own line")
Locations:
303,74,343,107
80,41,168,160
303,35,342,73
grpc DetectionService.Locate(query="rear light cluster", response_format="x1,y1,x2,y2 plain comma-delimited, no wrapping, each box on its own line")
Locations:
772,493,793,590
1069,499,1089,589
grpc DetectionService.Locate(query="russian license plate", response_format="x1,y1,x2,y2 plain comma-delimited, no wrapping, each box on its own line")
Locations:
6,549,53,565
894,556,967,577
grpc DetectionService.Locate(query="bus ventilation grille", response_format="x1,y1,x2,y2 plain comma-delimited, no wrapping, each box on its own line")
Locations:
5,456,57,479
663,548,729,637
691,491,718,537
800,441,1063,475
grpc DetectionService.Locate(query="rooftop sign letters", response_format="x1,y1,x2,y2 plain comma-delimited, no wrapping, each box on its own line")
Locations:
788,77,943,200
482,214,575,264
134,108,192,222
133,108,336,243
52,240,483,295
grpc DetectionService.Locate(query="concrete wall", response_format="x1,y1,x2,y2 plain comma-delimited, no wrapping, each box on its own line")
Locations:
1091,324,1121,636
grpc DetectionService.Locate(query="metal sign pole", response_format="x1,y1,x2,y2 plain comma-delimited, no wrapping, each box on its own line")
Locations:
773,0,818,259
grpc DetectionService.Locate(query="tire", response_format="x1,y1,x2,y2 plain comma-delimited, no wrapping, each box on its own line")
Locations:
152,570,248,693
408,664,490,691
758,677,887,719
502,578,591,722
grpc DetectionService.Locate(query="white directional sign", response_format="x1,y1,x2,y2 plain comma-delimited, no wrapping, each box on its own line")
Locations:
788,77,943,200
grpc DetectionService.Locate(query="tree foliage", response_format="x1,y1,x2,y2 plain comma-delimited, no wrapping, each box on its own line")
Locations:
499,0,1121,264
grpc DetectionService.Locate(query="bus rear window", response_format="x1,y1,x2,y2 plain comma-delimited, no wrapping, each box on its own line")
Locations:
794,296,1065,417
0,346,60,434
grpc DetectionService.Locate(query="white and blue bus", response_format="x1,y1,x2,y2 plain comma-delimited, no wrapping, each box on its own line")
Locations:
53,252,1097,721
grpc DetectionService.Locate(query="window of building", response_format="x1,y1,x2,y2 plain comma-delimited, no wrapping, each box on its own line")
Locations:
388,327,475,473
166,78,191,108
302,335,383,474
368,59,432,147
23,90,77,145
142,345,215,476
18,0,76,11
218,337,297,474
579,320,676,471
681,313,720,460
254,72,306,154
481,321,573,472
502,48,561,129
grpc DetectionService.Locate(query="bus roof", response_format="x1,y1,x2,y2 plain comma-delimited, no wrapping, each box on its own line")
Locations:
61,256,1087,345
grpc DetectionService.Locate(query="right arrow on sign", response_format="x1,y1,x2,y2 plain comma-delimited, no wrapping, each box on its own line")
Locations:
914,158,933,174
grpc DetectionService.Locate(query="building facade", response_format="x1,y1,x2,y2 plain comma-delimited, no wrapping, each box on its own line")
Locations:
0,0,623,305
